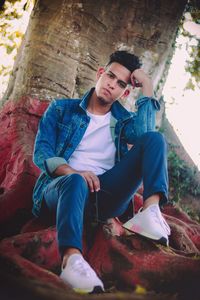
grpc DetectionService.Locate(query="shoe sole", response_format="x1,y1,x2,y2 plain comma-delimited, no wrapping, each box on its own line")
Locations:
73,285,104,294
123,224,169,247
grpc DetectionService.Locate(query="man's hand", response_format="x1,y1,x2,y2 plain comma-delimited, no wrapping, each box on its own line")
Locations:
130,69,153,97
78,171,100,192
53,164,100,192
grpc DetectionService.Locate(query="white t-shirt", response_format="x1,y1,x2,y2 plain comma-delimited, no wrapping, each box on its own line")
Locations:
68,110,116,175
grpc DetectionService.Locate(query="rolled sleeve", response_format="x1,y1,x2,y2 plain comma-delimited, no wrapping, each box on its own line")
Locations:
124,94,161,144
44,157,68,176
135,95,160,111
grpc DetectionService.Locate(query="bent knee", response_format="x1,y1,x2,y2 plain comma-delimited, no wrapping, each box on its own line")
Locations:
59,173,88,190
143,131,167,147
144,131,165,141
67,173,86,184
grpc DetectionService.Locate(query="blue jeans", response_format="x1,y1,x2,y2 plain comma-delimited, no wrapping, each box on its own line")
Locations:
43,131,168,254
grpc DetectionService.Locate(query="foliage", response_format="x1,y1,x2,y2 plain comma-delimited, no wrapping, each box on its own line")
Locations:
181,3,200,89
181,203,200,222
0,0,34,98
168,149,200,203
187,0,200,21
185,40,200,89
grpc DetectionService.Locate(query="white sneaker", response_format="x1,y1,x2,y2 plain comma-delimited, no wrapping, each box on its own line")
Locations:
123,204,171,246
60,254,104,294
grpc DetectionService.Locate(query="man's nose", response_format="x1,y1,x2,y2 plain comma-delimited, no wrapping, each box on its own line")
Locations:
108,79,117,89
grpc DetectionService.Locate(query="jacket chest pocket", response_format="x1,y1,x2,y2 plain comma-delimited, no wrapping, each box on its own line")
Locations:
56,122,73,153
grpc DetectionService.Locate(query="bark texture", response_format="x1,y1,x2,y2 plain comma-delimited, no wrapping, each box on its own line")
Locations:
0,97,199,299
0,97,48,237
1,1,200,299
2,0,187,105
0,195,199,300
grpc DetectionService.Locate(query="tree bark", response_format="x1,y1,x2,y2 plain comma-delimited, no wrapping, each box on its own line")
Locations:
0,0,192,233
2,0,187,105
1,1,200,299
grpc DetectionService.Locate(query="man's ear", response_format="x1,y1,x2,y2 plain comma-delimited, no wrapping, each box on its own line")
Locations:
121,89,130,99
96,67,105,80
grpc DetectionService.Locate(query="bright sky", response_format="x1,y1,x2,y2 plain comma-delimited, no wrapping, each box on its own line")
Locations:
163,33,200,170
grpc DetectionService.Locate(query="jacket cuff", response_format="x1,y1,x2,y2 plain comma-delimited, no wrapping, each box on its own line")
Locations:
136,95,160,111
44,157,68,176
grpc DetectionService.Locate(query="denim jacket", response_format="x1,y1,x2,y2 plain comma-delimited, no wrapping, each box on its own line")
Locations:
32,88,160,216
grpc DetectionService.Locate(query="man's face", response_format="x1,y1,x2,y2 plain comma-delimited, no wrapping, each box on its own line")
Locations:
95,62,131,105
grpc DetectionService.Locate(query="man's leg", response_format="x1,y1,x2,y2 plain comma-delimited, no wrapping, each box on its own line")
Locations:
96,131,168,218
95,131,170,245
43,173,104,293
43,173,89,254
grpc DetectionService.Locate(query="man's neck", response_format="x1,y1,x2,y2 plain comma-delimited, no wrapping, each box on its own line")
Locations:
87,90,112,115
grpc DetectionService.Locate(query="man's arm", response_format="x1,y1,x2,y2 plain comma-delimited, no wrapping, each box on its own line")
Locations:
124,69,160,144
33,100,63,173
34,100,74,176
33,100,100,193
53,164,100,193
130,69,153,97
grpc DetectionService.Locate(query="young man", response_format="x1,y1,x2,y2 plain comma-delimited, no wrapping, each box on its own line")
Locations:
32,51,170,294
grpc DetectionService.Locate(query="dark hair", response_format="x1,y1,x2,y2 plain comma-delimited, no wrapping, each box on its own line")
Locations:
106,50,142,73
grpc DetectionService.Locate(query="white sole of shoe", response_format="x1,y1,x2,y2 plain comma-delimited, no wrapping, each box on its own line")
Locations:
73,286,104,294
123,223,169,247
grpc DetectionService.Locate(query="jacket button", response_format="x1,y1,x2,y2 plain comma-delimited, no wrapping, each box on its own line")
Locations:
68,143,72,148
80,123,84,128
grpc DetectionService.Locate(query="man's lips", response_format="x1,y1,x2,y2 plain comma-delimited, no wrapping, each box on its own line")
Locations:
102,88,111,96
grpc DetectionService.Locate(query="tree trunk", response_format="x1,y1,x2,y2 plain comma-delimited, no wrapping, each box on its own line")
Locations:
1,1,200,299
0,0,190,232
2,0,187,104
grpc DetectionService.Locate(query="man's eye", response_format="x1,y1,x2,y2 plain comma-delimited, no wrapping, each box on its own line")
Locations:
118,82,127,89
107,73,115,79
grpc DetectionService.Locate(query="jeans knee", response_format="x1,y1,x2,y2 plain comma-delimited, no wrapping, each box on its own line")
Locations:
68,173,87,187
143,131,167,149
59,173,88,193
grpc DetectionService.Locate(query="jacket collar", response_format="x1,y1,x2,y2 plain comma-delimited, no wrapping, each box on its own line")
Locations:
111,100,132,122
79,87,132,122
79,88,94,111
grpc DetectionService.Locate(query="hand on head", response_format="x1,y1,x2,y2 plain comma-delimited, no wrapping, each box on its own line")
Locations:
130,69,153,96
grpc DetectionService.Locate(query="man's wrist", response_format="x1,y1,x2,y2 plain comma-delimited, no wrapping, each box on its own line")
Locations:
53,164,75,176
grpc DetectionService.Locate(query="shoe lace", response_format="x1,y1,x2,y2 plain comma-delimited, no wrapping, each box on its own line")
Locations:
150,206,171,235
71,258,93,277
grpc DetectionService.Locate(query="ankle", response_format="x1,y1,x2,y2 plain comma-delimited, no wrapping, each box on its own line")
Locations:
143,194,160,210
62,248,81,268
